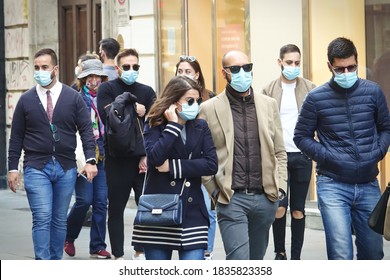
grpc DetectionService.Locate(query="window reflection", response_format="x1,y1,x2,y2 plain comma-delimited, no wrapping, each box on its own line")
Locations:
366,2,390,110
159,0,183,90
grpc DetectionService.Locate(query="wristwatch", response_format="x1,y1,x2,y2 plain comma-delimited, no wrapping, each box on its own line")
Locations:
86,159,97,165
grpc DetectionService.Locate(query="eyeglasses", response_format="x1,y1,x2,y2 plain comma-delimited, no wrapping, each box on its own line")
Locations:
185,97,202,106
50,124,60,142
180,55,196,62
223,63,253,74
121,64,140,71
331,64,358,74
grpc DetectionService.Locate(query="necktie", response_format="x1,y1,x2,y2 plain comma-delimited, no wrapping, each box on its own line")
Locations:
46,90,53,122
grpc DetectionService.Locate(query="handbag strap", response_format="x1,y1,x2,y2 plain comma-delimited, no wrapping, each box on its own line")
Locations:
141,152,192,197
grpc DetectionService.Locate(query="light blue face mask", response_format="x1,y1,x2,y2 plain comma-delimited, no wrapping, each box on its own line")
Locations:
334,71,358,89
177,102,199,121
230,68,253,93
34,69,53,87
282,66,300,80
121,70,139,85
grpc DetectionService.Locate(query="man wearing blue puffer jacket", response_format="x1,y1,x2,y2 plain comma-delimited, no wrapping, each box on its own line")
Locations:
294,37,390,260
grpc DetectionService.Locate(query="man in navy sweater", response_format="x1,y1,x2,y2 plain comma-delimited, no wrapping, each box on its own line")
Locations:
7,48,97,260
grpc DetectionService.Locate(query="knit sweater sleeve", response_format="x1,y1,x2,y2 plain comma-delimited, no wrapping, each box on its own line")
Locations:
8,94,27,171
97,81,117,126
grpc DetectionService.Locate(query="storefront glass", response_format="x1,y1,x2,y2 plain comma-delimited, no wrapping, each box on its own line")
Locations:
366,1,390,110
159,0,184,89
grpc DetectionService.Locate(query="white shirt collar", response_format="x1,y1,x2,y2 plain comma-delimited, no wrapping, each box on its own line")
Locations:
36,80,63,96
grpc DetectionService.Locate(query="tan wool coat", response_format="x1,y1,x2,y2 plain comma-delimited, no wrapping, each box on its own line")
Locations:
199,89,287,204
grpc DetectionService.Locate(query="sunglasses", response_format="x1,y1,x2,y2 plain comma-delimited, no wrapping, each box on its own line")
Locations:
180,55,196,62
185,97,202,106
121,64,140,71
331,64,358,74
50,124,60,142
223,63,253,74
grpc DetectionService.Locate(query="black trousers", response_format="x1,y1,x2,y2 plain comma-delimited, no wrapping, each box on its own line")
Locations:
272,152,312,259
104,156,145,258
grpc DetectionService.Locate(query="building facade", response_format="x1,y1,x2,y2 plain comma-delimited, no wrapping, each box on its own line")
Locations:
1,0,389,196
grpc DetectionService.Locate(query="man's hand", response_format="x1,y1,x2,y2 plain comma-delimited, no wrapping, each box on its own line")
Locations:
84,163,98,182
8,172,20,193
136,103,146,117
139,156,147,173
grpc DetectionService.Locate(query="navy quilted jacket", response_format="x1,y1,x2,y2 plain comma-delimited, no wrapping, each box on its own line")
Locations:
294,78,390,184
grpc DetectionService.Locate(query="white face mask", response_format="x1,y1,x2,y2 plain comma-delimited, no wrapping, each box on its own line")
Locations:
184,74,196,80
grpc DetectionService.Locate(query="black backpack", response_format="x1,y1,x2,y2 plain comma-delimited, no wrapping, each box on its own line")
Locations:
104,92,145,157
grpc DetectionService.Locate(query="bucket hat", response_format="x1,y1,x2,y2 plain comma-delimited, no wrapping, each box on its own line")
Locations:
77,59,108,79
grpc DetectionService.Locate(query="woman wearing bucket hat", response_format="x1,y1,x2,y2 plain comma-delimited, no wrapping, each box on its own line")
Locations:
64,59,111,259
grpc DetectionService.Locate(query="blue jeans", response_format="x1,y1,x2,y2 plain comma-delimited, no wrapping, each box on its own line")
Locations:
66,161,108,253
316,175,384,260
217,192,278,260
145,248,204,260
201,185,216,253
24,159,77,260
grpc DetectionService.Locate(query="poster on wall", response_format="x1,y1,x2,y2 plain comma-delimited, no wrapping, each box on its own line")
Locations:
219,24,244,54
116,0,129,27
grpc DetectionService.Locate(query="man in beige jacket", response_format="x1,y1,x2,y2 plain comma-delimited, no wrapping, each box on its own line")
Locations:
199,50,287,260
262,44,315,260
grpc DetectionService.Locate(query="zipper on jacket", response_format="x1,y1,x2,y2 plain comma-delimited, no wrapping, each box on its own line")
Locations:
242,97,250,188
344,91,361,168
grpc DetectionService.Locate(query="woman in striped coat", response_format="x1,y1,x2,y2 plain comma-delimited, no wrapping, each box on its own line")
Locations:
131,76,218,260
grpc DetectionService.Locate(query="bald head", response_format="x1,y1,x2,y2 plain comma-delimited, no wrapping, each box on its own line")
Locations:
222,51,249,68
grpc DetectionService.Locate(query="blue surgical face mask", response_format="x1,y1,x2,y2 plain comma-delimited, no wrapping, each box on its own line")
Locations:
177,102,199,121
230,68,253,93
282,66,300,80
334,71,358,89
121,70,139,85
34,69,54,87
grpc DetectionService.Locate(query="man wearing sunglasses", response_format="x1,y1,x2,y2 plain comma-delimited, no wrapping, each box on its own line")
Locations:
294,37,390,260
199,50,287,260
97,48,156,260
262,44,316,260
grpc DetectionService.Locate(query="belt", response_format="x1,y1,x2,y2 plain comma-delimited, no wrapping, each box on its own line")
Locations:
234,189,263,195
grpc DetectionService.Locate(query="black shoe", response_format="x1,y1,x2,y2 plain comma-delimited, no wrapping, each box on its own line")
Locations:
274,252,287,260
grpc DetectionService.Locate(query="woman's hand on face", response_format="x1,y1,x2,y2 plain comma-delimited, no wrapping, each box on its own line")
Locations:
164,104,179,123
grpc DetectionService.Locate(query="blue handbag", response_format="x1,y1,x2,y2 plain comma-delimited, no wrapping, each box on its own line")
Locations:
134,169,186,226
134,192,183,226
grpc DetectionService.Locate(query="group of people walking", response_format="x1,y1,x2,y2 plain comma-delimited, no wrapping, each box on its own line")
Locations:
7,36,390,261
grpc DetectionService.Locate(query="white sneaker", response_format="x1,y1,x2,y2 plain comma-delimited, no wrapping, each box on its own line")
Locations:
204,252,213,260
132,253,146,260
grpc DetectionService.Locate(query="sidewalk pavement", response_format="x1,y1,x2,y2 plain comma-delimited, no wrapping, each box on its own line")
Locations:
1,189,389,260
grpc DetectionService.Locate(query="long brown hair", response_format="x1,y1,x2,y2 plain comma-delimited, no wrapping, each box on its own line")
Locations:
175,57,213,101
148,76,201,127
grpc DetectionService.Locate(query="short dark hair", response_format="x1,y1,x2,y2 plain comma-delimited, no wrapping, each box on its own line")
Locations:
99,38,120,59
115,48,139,66
279,44,301,59
327,37,358,65
34,48,58,66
